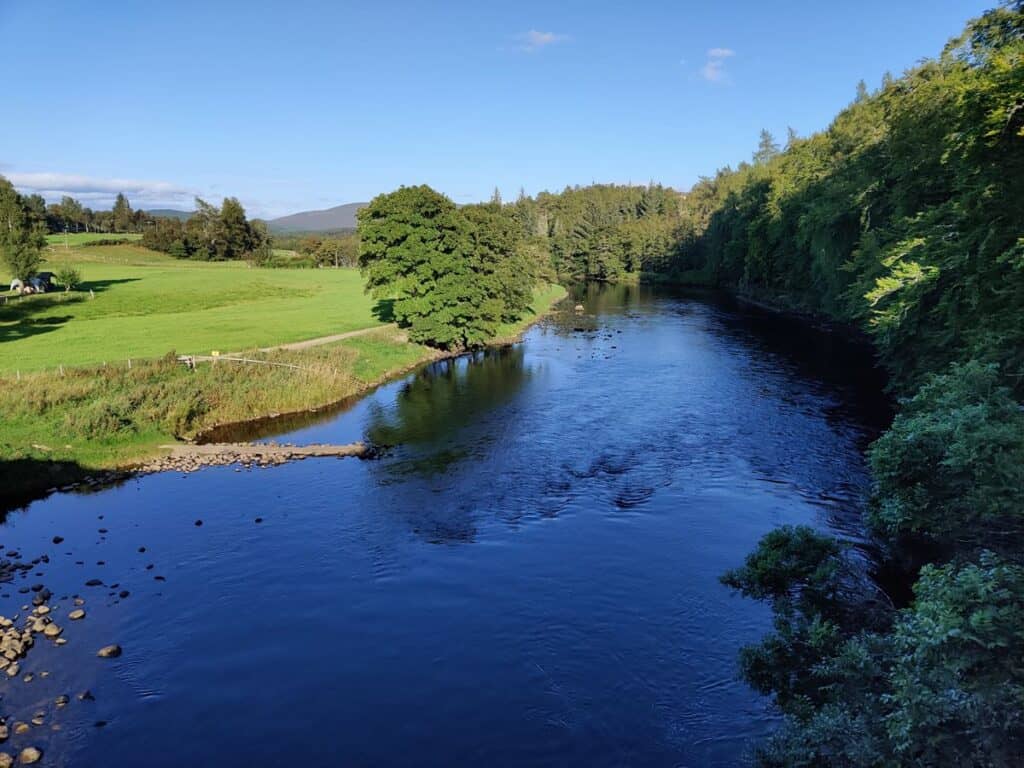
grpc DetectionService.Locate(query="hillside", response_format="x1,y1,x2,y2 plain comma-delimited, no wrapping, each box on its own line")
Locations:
144,208,193,220
268,202,367,232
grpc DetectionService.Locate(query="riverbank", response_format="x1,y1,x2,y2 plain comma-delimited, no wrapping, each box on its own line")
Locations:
0,283,567,508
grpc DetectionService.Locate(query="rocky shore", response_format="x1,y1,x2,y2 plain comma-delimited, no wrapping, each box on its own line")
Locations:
135,441,373,474
0,550,114,766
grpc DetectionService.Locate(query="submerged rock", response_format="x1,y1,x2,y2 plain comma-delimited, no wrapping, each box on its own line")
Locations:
97,644,122,658
68,609,86,621
17,747,41,765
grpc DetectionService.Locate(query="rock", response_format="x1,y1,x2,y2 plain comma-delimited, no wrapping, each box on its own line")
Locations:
73,598,85,606
194,519,203,526
77,690,94,701
55,638,67,646
17,747,41,765
118,590,130,599
43,623,61,638
0,724,6,741
22,673,32,683
52,536,63,544
97,644,122,658
6,663,19,677
68,609,85,621
55,695,69,707
29,714,42,727
33,606,48,616
11,724,27,736
0,751,11,768
29,585,42,593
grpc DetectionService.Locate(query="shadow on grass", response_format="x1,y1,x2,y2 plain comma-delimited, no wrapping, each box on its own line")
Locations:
372,298,396,323
0,278,140,345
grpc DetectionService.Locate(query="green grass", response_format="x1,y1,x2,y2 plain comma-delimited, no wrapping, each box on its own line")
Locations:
45,232,143,246
0,283,566,495
2,244,384,372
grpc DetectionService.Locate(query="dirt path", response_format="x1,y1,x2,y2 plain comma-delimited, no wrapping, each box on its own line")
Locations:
185,324,398,362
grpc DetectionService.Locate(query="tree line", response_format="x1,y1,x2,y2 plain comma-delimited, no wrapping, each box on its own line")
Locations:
140,197,271,262
646,3,1021,764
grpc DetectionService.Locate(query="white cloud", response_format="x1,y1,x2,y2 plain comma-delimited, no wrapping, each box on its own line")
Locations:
700,47,736,83
4,171,194,209
517,29,568,53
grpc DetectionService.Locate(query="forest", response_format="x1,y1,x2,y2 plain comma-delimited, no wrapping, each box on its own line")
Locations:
505,4,1022,763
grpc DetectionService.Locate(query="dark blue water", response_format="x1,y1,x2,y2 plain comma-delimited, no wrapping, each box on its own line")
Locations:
0,285,887,766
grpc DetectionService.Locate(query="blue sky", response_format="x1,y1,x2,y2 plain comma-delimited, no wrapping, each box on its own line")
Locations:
0,0,995,218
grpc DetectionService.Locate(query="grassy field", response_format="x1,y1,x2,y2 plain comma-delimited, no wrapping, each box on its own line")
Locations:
2,244,383,372
45,232,143,246
0,240,567,496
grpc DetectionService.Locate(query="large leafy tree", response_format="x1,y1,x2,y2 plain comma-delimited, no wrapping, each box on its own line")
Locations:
0,175,46,282
358,185,505,349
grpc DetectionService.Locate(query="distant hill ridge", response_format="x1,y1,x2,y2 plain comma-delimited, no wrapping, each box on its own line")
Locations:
145,209,193,221
268,202,368,232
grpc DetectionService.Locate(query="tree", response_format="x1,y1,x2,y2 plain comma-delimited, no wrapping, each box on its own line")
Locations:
55,266,82,292
753,129,781,164
218,197,253,260
462,202,536,322
0,175,46,282
357,185,504,349
112,193,133,232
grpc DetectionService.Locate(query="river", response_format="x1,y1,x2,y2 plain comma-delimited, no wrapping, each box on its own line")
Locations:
0,284,889,767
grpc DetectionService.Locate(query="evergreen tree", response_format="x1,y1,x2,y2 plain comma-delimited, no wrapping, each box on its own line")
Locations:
112,192,133,232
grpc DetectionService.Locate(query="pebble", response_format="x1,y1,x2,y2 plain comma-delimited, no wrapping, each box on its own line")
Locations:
0,752,10,768
55,695,69,708
33,606,48,616
85,579,103,587
0,724,6,741
194,520,203,527
54,638,67,646
29,715,43,727
77,690,94,701
97,644,122,658
11,725,27,736
17,747,41,765
73,598,85,606
118,590,130,599
51,536,63,544
6,664,19,678
69,609,86,621
43,624,62,638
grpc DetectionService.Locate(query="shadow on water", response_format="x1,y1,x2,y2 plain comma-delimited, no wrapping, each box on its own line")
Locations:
0,457,131,518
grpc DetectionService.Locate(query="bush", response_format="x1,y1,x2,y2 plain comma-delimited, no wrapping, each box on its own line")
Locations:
55,266,82,292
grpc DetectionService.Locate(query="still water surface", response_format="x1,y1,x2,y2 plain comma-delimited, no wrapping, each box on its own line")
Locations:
0,285,887,766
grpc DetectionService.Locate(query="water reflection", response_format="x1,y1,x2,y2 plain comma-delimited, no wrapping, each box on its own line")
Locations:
0,282,894,767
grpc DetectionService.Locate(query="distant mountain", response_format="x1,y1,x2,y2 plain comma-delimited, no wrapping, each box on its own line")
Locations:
268,202,368,233
145,209,193,221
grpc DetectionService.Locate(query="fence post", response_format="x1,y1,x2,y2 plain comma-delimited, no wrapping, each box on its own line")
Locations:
59,364,64,376
128,358,132,370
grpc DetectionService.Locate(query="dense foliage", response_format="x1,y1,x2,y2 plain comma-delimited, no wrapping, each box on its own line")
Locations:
357,186,541,349
0,176,47,281
141,197,271,262
681,4,1024,764
506,183,684,282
